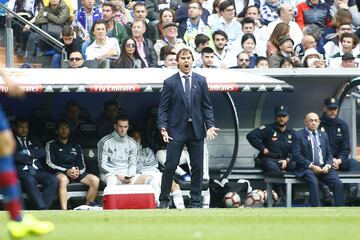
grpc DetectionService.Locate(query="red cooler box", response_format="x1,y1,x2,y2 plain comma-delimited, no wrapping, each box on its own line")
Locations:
102,185,156,209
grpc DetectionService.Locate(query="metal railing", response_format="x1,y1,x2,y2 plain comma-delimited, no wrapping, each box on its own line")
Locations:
0,3,66,67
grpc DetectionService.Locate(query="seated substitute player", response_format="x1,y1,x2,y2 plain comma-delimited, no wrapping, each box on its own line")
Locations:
45,120,100,210
131,130,185,209
97,115,159,192
0,68,54,239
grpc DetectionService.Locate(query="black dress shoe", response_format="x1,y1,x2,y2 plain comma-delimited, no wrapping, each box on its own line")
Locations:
158,202,169,209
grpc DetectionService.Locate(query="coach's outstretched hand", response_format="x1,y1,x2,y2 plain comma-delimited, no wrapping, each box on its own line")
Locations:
207,127,220,140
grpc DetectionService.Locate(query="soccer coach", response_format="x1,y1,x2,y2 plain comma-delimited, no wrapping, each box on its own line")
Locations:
157,48,219,208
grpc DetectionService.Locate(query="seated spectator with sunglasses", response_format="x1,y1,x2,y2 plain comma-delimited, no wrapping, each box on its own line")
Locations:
230,52,251,69
68,51,85,68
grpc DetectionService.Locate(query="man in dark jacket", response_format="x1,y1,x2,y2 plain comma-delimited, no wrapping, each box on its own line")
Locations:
45,120,99,210
14,118,58,210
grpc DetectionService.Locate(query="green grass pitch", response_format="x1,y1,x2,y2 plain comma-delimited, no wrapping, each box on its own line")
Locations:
0,208,359,240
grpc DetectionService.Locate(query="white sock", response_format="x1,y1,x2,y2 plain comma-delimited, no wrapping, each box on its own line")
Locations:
145,176,161,204
171,190,185,209
202,189,210,208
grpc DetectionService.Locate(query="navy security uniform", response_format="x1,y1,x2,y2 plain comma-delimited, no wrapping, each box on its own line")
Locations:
319,115,360,171
247,123,296,172
15,136,58,210
292,129,344,206
158,72,215,207
45,138,87,179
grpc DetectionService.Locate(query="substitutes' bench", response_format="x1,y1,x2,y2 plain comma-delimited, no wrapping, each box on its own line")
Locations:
265,171,360,207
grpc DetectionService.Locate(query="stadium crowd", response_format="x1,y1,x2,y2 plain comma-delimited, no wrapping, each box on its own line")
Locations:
6,0,360,68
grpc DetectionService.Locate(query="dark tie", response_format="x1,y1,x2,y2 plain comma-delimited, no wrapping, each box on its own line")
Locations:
184,75,191,106
184,75,192,120
312,132,320,166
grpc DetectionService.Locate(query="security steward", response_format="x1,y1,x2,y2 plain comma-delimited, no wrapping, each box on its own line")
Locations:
247,105,296,172
320,97,360,171
320,97,360,200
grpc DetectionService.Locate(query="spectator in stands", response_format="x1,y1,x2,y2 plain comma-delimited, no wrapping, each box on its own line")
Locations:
268,35,300,68
292,112,344,207
231,51,251,68
244,5,268,57
329,0,360,26
267,22,290,57
157,45,176,66
341,52,359,67
68,51,85,68
111,36,146,68
296,0,332,31
45,120,100,210
323,22,353,60
176,0,210,25
8,0,43,54
101,2,128,46
207,0,223,27
51,26,81,68
247,106,296,202
209,0,242,47
328,32,360,67
126,2,154,40
260,0,280,26
85,19,121,60
97,115,159,191
154,22,188,56
193,34,211,67
14,118,58,210
255,56,269,68
279,57,295,68
163,51,178,68
241,17,255,34
302,48,326,68
25,0,71,59
97,100,120,137
201,47,215,68
65,100,86,136
212,30,237,68
131,19,158,67
178,0,213,49
295,34,318,61
241,33,258,68
110,0,132,25
72,0,102,42
131,130,185,209
151,8,176,43
267,3,303,47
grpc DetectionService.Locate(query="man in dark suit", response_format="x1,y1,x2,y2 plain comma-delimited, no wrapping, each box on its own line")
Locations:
292,112,344,207
157,48,219,208
14,118,58,210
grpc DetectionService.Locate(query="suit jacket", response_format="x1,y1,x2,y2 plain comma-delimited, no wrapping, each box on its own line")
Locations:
157,72,215,141
14,136,46,171
292,128,333,176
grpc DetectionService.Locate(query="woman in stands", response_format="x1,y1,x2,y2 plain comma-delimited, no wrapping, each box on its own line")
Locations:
151,8,176,43
111,36,146,68
267,22,290,57
241,33,258,68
